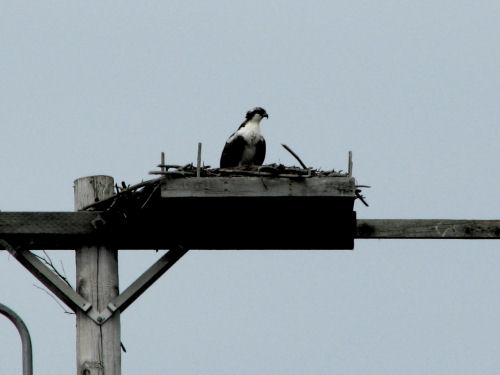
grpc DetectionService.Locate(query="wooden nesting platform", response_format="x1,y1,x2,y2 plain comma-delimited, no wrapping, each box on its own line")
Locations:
0,169,359,250
155,175,357,249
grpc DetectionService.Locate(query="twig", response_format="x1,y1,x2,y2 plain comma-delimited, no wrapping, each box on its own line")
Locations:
81,177,165,211
355,189,369,207
59,260,68,281
33,284,75,315
42,251,72,288
281,144,308,169
34,251,73,288
140,184,161,210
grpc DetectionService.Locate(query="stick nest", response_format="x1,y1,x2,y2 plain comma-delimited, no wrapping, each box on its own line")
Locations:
150,163,349,178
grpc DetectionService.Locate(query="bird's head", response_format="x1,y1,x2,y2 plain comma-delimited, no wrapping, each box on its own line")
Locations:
246,107,269,122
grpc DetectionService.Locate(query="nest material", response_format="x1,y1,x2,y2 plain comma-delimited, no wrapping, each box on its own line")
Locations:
150,163,348,178
82,163,361,214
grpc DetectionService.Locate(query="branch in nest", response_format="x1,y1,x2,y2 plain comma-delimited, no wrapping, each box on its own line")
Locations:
281,144,308,169
355,189,369,207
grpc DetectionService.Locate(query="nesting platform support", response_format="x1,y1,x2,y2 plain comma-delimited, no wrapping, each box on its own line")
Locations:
74,176,121,375
157,176,357,249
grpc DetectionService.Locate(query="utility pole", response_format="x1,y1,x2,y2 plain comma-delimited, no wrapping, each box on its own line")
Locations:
74,176,121,375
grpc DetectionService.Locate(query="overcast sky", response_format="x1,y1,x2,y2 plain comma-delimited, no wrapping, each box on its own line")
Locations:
1,2,499,374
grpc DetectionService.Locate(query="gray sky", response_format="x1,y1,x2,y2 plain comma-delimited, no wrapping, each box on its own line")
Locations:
1,2,499,374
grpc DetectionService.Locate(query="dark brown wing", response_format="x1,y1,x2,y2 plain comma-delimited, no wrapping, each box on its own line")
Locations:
220,135,246,168
254,137,266,165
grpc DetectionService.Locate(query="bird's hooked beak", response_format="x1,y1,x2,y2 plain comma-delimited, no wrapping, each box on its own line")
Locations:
263,113,269,119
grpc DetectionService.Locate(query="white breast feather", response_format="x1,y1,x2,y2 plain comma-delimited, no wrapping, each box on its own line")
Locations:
230,120,263,165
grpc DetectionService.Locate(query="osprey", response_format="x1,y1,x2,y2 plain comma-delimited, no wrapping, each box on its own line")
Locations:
220,107,269,168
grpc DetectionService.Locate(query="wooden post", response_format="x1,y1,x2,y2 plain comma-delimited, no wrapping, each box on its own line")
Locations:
196,142,202,177
74,176,121,375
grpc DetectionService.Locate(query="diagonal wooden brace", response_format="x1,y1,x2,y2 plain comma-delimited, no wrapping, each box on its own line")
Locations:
2,239,188,325
1,239,92,314
95,245,188,324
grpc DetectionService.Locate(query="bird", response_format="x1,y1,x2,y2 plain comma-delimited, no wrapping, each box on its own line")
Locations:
220,107,269,168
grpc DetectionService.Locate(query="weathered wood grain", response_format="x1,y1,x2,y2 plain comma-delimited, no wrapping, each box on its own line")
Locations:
0,212,96,234
161,176,356,198
74,176,120,375
356,219,500,239
1,214,499,250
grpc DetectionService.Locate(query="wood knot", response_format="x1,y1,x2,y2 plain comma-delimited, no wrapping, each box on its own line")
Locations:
81,361,103,375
